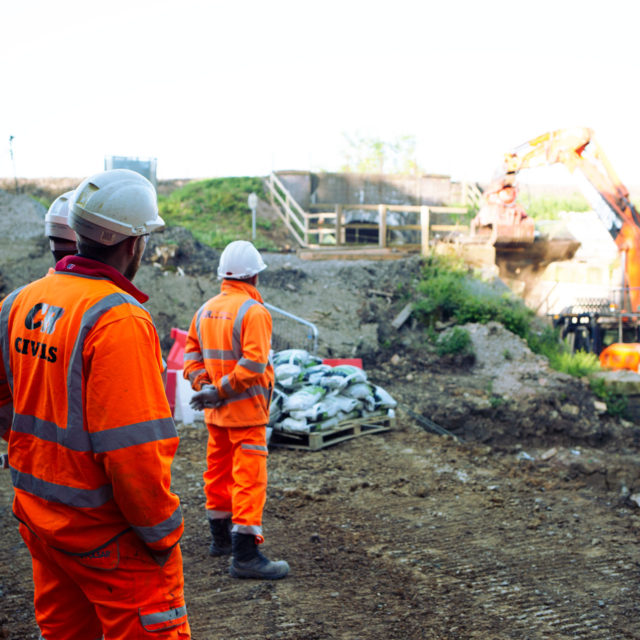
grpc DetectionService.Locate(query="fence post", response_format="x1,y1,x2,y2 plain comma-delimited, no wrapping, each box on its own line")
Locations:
378,204,387,248
335,204,343,246
304,211,309,247
285,193,291,227
420,206,430,256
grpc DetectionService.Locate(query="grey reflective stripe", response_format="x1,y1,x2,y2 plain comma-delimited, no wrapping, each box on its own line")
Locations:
11,467,113,508
188,368,207,383
0,286,26,394
183,351,203,362
232,523,262,536
207,509,232,519
90,417,177,453
132,505,183,544
140,605,187,628
11,412,92,452
232,299,259,359
220,375,235,397
237,357,267,373
203,348,235,361
194,302,208,347
241,443,268,453
66,292,148,450
0,403,12,437
220,384,271,406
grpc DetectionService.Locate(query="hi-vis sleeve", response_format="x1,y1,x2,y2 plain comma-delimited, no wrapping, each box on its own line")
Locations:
85,314,183,553
183,305,212,392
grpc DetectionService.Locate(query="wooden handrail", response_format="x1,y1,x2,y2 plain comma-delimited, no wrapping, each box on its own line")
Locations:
265,172,472,252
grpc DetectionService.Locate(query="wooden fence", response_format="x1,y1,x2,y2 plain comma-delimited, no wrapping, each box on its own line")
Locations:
264,172,471,254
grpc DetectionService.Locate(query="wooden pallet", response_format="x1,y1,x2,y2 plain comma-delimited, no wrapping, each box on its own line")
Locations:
269,413,394,451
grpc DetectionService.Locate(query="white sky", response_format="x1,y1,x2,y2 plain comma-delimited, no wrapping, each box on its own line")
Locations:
1,0,639,187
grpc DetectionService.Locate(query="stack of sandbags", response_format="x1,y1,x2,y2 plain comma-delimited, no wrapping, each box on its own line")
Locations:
269,349,396,435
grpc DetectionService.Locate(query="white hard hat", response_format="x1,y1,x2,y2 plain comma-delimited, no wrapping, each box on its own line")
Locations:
69,169,164,246
217,240,267,279
45,191,76,241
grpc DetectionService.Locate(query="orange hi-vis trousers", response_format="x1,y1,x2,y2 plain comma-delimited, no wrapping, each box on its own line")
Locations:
20,524,190,640
204,425,268,537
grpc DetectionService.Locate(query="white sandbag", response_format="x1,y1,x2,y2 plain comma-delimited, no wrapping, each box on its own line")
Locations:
312,416,340,431
276,416,309,434
342,382,373,400
318,365,368,391
332,365,367,383
273,349,320,368
283,386,326,412
268,388,287,425
373,385,397,409
301,364,332,385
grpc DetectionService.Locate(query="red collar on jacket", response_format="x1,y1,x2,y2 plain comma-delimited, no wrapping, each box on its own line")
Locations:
55,255,149,303
221,278,264,303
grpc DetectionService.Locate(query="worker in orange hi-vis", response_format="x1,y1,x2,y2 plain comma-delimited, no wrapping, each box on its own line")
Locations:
0,192,78,474
183,240,289,580
0,169,190,639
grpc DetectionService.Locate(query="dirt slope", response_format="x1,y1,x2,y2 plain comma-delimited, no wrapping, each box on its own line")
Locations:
1,187,640,639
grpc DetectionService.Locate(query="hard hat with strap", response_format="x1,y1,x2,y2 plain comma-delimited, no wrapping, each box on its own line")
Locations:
217,240,267,279
69,169,164,246
45,191,76,241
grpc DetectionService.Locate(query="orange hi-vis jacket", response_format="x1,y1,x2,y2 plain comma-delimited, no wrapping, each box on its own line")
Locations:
183,279,274,427
0,256,183,555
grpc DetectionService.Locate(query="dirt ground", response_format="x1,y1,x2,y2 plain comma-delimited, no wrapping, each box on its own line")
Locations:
1,185,640,639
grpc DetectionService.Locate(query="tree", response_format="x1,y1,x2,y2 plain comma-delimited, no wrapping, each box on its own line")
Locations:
340,133,420,175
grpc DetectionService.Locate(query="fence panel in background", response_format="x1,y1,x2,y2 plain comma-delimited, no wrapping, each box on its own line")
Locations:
265,302,318,355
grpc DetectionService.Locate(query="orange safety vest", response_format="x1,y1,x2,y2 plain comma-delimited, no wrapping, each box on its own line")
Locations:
0,256,183,555
183,279,274,427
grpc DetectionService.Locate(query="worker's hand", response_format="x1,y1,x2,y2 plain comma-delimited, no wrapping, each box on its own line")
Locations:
189,384,222,410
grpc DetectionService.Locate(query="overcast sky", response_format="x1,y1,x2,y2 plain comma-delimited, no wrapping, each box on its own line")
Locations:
1,0,638,187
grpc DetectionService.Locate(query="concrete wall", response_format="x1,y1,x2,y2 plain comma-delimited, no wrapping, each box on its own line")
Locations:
276,171,455,209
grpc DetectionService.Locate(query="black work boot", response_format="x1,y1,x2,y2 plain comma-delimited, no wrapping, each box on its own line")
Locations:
208,518,232,556
229,532,289,579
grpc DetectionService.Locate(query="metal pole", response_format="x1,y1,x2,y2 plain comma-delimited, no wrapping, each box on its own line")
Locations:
8,136,18,194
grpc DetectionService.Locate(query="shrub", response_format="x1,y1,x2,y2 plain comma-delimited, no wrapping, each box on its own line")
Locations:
518,194,590,220
413,253,605,379
548,350,601,378
436,326,473,356
589,377,629,418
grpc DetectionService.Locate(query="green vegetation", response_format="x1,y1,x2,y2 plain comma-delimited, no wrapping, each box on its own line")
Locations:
589,377,629,419
413,254,535,339
518,194,590,221
436,326,473,356
340,133,420,174
413,253,637,416
158,177,276,249
414,253,598,375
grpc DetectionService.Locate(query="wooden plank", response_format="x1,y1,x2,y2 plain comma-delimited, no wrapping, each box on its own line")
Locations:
392,302,413,329
378,204,387,248
297,247,408,261
270,414,394,451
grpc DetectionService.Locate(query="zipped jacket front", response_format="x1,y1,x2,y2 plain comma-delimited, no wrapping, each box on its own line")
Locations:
0,256,183,555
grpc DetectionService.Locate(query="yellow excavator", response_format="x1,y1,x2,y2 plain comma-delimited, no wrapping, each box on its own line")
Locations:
471,127,640,368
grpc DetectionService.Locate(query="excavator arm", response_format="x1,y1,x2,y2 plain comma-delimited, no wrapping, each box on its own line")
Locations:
473,127,640,311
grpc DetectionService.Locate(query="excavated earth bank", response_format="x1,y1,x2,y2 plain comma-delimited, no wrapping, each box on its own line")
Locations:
1,188,640,639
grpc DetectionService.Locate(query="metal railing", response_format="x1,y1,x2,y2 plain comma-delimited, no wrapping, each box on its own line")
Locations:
265,172,471,253
265,302,319,355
